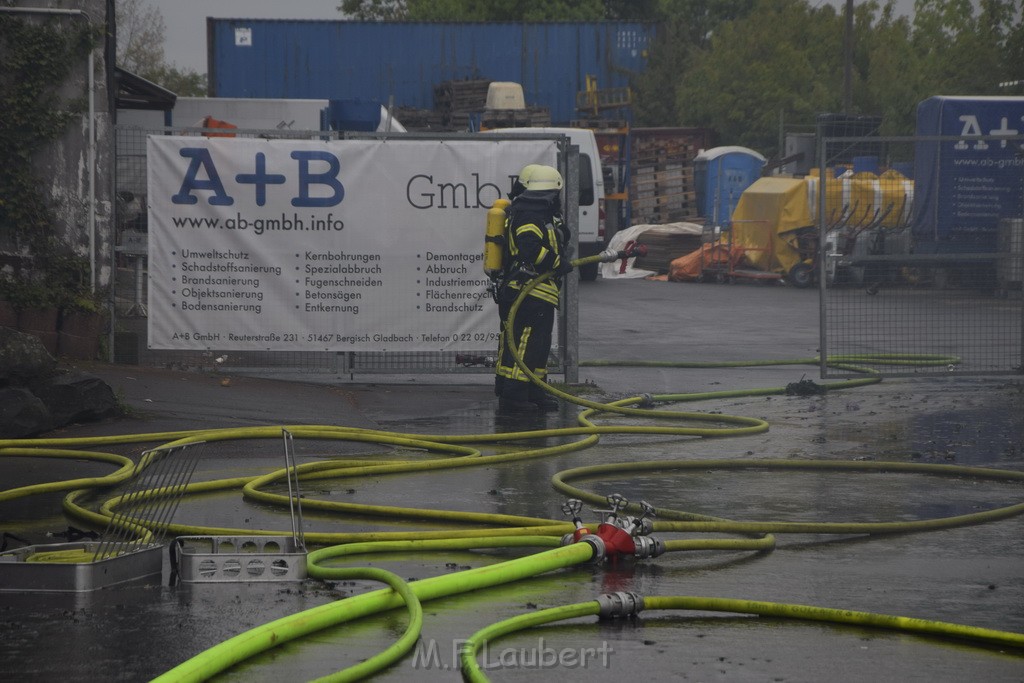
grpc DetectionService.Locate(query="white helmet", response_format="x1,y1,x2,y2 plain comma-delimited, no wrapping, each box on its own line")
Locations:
516,164,542,186
511,164,542,196
523,165,563,191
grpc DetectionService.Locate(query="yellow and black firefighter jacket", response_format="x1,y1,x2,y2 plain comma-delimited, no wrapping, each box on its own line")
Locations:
503,192,568,306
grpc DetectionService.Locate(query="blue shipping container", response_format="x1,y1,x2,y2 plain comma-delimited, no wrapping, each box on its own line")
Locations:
207,20,655,125
912,96,1024,252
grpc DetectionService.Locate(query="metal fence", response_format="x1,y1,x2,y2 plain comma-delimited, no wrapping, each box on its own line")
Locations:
818,133,1024,378
115,126,1023,380
111,125,579,380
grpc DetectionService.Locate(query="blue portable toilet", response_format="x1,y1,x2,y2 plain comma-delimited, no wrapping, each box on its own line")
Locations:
694,146,767,227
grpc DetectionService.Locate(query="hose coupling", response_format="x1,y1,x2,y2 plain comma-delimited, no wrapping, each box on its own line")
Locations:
628,243,649,258
597,247,621,263
576,533,606,563
637,393,656,408
629,516,655,537
560,526,592,546
632,535,666,560
596,243,649,264
597,591,645,619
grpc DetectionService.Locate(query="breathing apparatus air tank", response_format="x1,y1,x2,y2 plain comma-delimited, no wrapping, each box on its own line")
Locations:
484,198,511,277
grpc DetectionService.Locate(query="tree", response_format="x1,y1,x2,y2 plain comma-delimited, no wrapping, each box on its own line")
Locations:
144,65,206,97
115,0,206,96
857,3,926,135
409,0,605,21
340,0,408,20
910,0,1022,95
115,0,165,75
633,0,757,125
662,0,1024,151
341,0,620,21
673,0,845,155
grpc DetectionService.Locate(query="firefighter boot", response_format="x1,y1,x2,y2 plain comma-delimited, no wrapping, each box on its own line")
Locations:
498,380,538,414
529,386,560,412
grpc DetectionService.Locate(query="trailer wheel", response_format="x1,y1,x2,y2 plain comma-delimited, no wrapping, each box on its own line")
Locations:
788,263,814,288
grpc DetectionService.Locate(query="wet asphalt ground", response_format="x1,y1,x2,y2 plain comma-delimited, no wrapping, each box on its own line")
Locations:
2,278,1023,682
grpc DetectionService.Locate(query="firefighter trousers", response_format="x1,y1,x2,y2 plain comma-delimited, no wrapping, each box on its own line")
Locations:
494,292,554,402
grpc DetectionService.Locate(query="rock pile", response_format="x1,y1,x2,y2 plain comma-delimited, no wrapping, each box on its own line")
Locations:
0,327,117,438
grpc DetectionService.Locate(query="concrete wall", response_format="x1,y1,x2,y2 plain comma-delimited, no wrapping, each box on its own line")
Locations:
1,0,113,290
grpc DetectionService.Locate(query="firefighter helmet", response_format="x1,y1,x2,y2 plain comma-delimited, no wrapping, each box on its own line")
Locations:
523,165,563,191
510,164,542,198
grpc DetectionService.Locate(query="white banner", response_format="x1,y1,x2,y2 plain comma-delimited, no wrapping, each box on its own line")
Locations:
147,136,558,351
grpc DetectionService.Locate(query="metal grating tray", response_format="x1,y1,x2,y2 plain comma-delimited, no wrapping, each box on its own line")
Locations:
173,535,307,583
0,542,164,592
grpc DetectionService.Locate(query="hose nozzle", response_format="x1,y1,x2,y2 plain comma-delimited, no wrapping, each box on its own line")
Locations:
593,242,647,264
598,240,648,263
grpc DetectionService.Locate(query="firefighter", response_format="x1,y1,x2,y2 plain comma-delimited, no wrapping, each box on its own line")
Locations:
495,164,572,413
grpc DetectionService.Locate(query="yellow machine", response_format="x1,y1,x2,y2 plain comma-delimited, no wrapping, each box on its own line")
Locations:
484,198,511,277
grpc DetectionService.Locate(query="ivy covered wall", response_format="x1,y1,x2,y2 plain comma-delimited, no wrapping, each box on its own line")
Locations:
0,0,114,307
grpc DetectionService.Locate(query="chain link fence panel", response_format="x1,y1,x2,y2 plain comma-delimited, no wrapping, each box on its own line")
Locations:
819,133,1023,378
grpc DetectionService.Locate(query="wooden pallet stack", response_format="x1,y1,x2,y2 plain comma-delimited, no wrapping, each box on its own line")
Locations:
630,133,702,225
480,107,550,128
433,79,492,114
432,79,551,130
393,106,447,131
433,79,494,129
632,228,704,274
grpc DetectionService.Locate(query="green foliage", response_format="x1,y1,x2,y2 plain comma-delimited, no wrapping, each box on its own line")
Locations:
858,6,923,135
0,238,101,312
405,0,605,21
0,16,94,247
0,275,57,311
143,65,207,97
113,0,206,96
0,15,98,310
340,0,408,20
660,0,1024,155
674,0,843,155
633,0,757,126
342,0,618,21
910,0,1021,95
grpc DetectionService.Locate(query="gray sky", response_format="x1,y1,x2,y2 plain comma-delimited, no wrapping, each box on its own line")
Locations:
154,0,344,73
155,0,918,76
